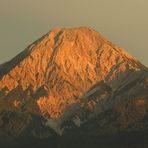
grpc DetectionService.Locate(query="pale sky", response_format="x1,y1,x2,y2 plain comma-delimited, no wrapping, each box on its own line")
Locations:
0,0,148,66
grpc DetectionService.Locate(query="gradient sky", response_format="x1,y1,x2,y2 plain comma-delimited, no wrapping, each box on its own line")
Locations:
0,0,148,66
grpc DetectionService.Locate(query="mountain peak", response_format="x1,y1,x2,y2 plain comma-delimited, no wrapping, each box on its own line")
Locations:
0,27,145,80
0,27,148,146
0,27,146,111
0,27,146,90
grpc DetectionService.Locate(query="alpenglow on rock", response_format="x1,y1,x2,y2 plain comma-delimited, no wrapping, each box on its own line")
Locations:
0,27,148,147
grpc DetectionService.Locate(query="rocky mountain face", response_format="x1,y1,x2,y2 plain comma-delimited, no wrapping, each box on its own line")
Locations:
0,27,148,147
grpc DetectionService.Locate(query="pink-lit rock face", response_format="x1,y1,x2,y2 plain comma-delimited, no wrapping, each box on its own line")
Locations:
0,27,148,142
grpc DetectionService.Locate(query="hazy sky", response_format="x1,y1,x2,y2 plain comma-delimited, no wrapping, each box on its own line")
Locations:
0,0,148,66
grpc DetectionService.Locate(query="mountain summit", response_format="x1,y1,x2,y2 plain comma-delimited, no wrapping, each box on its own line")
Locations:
0,27,148,147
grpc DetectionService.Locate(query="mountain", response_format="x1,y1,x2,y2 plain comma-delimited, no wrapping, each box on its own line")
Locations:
0,27,148,148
